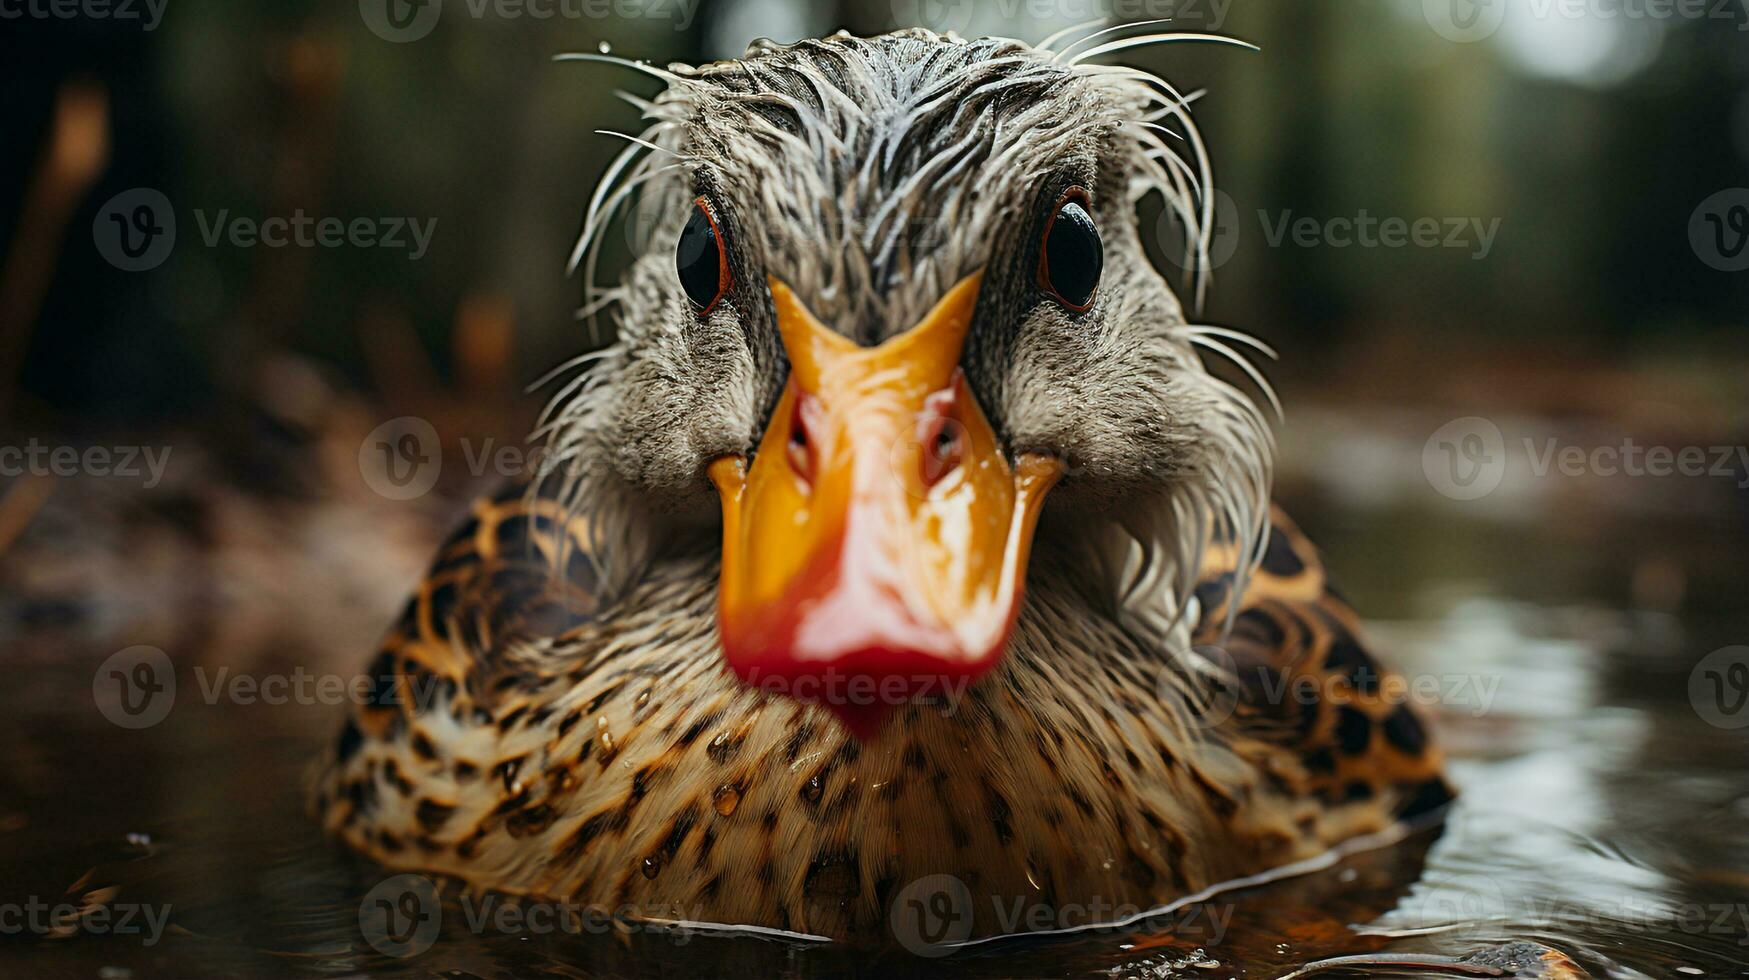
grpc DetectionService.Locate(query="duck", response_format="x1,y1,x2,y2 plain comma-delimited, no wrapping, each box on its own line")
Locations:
310,27,1464,952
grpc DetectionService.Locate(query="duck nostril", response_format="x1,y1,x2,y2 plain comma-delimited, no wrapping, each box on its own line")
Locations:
923,424,962,485
787,394,816,483
919,387,964,487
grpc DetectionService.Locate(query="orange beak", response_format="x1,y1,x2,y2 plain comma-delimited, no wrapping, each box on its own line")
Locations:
707,272,1062,738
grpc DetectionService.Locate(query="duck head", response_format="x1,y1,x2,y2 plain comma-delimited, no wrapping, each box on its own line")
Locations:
549,31,1273,739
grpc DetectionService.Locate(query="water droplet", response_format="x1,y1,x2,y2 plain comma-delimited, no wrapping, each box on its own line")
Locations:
597,40,612,54
598,731,614,755
800,775,823,804
712,784,740,816
641,856,659,879
635,690,650,708
1025,862,1041,890
596,715,608,730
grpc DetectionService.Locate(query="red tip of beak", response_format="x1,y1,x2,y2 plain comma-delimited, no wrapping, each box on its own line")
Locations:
719,552,1008,740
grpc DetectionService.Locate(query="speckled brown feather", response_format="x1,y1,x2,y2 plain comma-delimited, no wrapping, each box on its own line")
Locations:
309,480,1451,942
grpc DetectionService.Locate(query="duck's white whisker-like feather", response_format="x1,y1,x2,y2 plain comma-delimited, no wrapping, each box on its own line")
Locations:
1185,324,1278,360
1035,17,1110,55
1067,32,1260,66
569,136,656,275
593,128,684,159
553,51,689,85
1186,332,1284,422
1051,18,1183,62
527,346,614,396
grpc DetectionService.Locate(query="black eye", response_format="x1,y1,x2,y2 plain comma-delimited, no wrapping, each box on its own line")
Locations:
677,196,730,315
1038,189,1102,312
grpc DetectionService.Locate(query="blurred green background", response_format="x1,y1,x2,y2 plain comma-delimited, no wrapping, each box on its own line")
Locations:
3,0,1744,428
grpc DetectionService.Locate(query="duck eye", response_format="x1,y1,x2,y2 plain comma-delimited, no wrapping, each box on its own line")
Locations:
1038,189,1102,312
677,196,730,315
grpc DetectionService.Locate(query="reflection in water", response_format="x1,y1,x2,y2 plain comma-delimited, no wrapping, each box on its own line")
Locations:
1,510,1746,979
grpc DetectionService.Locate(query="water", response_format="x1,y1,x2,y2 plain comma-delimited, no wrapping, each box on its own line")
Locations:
2,496,1746,978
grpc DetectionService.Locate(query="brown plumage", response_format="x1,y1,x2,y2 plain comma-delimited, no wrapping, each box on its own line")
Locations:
310,477,1450,941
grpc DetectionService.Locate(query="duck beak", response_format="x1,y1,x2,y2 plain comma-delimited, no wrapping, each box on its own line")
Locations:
707,271,1061,738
